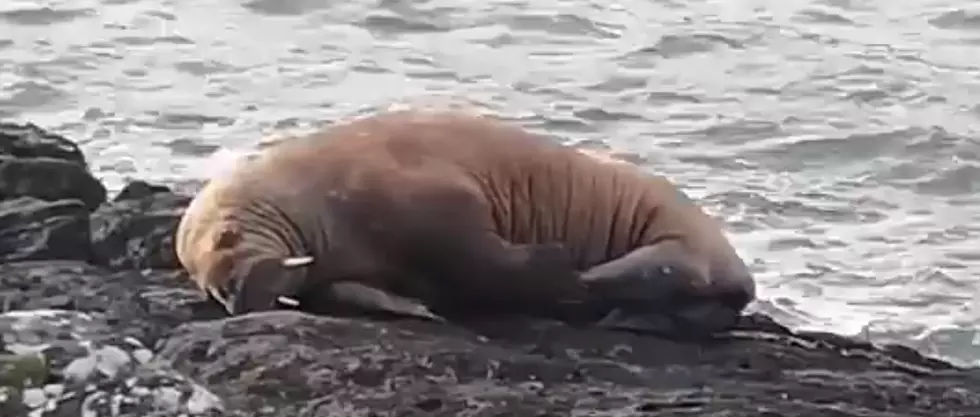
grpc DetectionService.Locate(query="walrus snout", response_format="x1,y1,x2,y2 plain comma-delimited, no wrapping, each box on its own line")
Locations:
221,255,315,315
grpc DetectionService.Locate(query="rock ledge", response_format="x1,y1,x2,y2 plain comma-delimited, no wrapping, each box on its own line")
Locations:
0,122,977,417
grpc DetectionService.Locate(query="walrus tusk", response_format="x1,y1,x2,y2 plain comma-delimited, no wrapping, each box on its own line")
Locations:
281,256,314,267
277,296,301,307
207,286,231,308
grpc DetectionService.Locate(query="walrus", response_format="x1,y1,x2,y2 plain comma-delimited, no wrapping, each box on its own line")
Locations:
174,110,756,336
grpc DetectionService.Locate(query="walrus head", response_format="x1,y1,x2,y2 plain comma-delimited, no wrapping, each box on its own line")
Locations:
581,239,756,338
198,225,317,315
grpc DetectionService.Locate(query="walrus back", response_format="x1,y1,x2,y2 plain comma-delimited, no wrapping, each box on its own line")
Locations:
210,110,736,274
275,110,689,270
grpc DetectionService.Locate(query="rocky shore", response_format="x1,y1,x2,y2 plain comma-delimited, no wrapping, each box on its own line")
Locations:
0,122,978,417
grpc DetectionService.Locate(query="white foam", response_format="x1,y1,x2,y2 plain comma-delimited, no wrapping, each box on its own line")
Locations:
380,95,492,115
192,146,258,181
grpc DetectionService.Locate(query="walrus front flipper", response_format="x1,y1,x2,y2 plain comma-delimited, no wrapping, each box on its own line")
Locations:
391,183,587,314
460,239,589,306
329,282,447,323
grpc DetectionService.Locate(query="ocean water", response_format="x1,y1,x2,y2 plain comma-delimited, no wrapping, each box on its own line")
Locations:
1,0,978,366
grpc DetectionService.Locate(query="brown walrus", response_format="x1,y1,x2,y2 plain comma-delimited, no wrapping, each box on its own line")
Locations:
174,109,756,336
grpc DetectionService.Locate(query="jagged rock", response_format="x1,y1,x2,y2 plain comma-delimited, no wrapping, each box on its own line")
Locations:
0,197,91,263
0,123,106,210
90,181,192,270
112,181,174,201
0,261,226,347
0,309,224,417
0,120,978,417
154,310,980,417
0,123,87,166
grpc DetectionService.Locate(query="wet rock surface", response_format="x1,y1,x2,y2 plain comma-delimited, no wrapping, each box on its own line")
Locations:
0,198,91,263
0,122,106,211
1,123,978,417
89,180,191,270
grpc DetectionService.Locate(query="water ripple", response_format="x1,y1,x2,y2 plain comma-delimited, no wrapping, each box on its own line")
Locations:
0,6,94,26
243,0,332,16
929,9,980,31
0,0,978,365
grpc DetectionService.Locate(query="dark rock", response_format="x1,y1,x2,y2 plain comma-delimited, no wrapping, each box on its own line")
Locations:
0,156,108,212
112,180,174,202
90,181,191,270
1,120,978,417
0,122,87,165
155,311,980,417
0,197,90,262
0,122,107,210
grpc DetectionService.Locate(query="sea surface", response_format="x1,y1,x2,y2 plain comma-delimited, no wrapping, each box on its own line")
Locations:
1,0,979,366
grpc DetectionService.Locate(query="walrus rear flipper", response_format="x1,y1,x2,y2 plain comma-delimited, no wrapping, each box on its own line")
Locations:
329,282,447,323
580,242,746,338
579,243,698,301
594,304,742,340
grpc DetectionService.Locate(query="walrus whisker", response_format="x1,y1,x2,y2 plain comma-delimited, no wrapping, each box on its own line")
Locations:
277,296,301,307
281,256,314,267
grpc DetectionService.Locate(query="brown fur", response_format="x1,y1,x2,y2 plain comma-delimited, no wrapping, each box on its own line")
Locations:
175,110,754,327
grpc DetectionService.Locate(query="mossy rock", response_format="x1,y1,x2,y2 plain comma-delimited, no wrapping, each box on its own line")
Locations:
0,353,48,414
0,353,48,390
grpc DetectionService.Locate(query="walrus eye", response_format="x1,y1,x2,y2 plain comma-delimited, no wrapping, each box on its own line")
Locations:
660,266,673,275
281,256,314,267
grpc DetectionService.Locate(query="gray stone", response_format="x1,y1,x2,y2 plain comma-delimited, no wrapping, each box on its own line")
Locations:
0,309,224,417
